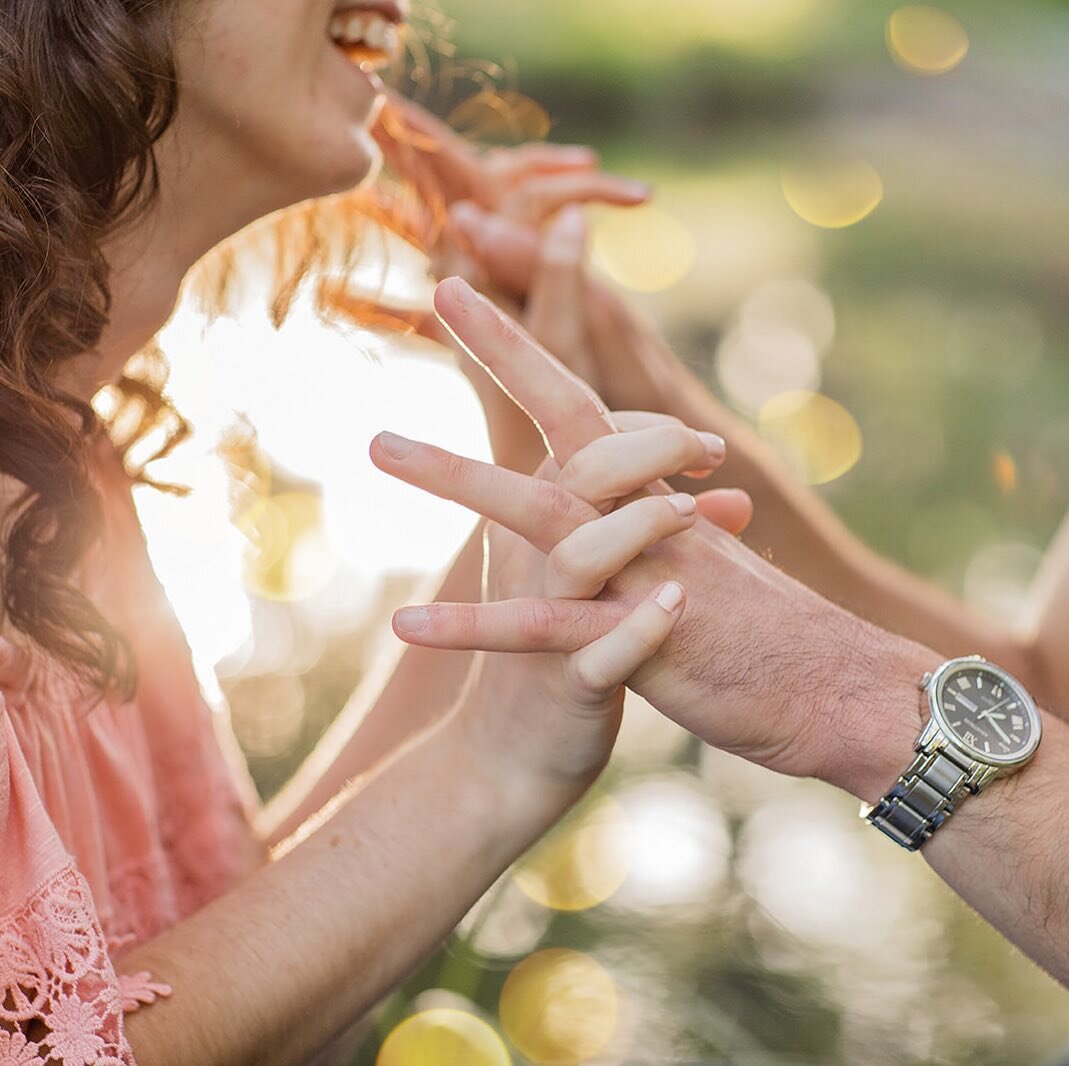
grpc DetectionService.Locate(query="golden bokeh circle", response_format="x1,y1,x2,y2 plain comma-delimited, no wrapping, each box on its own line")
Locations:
499,949,618,1065
377,1008,510,1066
886,6,969,76
758,391,863,485
513,797,629,912
593,205,697,293
780,156,883,229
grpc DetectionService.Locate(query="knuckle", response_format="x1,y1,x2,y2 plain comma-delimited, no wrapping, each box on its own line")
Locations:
532,478,578,529
546,539,588,591
568,652,613,697
517,599,566,646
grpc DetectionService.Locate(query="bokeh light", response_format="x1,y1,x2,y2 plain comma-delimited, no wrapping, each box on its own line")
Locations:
781,156,884,228
737,790,923,949
499,949,618,1066
377,1008,510,1066
513,797,630,912
717,320,822,416
964,540,1044,622
886,6,969,76
609,776,732,911
238,492,339,603
740,277,837,354
758,391,863,485
592,205,697,293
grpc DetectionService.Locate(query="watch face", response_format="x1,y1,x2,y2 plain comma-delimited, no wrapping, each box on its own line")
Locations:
931,660,1040,764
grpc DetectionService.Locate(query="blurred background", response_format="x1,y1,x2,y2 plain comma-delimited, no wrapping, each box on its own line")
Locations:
129,1,1069,1063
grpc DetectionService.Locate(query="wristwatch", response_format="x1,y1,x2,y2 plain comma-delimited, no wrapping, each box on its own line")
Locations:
862,655,1042,851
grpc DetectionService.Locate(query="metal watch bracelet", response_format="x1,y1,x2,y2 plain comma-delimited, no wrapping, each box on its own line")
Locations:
863,746,975,851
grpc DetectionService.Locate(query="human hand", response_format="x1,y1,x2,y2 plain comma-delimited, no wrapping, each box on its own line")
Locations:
443,200,692,417
370,417,728,799
428,200,752,533
385,278,928,803
374,94,650,227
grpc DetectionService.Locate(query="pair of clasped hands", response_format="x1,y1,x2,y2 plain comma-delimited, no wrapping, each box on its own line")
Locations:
368,101,893,811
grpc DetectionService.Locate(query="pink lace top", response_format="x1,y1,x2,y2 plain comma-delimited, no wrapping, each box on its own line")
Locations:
0,435,266,1063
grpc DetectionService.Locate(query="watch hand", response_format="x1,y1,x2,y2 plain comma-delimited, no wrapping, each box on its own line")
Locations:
987,717,1012,745
976,696,1013,721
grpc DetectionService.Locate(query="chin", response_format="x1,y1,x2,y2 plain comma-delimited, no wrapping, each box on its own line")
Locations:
319,130,381,196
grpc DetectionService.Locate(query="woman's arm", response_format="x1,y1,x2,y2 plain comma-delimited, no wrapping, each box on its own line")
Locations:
257,524,484,847
120,411,718,1064
121,709,564,1066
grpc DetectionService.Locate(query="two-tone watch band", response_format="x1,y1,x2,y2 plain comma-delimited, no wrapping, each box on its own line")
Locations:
863,746,974,851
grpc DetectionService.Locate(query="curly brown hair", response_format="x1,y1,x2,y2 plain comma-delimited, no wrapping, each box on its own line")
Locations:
0,0,189,701
0,0,486,702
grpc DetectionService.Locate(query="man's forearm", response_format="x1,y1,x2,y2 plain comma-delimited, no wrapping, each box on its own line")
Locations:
845,630,1069,983
649,358,1039,693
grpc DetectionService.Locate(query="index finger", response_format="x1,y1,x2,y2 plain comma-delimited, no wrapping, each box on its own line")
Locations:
433,276,617,465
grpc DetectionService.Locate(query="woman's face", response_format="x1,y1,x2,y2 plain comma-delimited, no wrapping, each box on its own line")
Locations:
172,0,407,205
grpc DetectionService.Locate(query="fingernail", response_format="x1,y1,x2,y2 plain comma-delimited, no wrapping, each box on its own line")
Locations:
667,493,697,517
698,432,726,462
394,606,430,634
378,431,415,460
654,582,684,613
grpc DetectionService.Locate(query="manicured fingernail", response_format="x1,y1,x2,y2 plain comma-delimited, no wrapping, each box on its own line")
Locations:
378,431,414,460
698,432,726,462
450,201,485,237
667,493,697,517
394,606,430,633
654,581,684,612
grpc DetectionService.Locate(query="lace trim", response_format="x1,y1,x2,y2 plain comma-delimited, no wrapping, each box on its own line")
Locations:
0,864,146,1064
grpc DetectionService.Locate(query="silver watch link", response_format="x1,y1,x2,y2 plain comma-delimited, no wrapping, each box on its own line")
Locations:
862,656,1042,851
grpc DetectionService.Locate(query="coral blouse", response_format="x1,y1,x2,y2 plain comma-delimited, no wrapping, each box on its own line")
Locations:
0,434,266,1064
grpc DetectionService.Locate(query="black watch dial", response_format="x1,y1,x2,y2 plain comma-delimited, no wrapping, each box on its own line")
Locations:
934,663,1038,762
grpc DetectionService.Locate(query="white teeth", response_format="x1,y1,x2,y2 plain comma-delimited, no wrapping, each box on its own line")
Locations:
328,10,399,53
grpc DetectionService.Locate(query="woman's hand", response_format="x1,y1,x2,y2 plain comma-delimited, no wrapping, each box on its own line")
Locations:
369,418,727,797
374,95,649,227
445,199,686,417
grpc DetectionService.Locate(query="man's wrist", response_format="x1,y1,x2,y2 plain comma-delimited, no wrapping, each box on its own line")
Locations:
817,625,942,805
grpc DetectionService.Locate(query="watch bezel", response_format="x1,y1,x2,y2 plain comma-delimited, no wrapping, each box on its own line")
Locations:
927,656,1042,767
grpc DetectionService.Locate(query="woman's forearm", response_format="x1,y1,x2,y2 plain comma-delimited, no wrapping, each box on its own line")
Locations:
259,525,486,847
121,708,566,1066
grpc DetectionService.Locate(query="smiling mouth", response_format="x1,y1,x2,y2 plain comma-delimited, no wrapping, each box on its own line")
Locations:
329,3,406,68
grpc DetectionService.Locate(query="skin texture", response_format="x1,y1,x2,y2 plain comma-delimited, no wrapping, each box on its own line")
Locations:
386,275,1069,988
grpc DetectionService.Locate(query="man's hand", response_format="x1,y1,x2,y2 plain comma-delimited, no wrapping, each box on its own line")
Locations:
391,277,934,802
